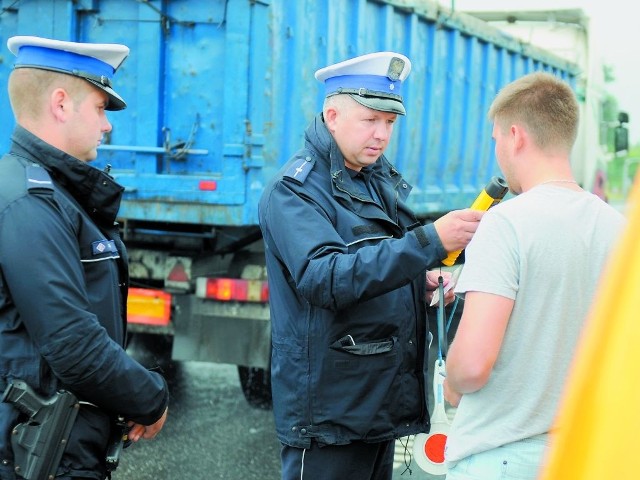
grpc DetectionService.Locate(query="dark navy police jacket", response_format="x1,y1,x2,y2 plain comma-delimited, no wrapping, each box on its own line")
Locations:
258,114,447,448
0,126,169,479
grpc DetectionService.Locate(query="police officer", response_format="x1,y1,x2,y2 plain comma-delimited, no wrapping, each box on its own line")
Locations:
258,52,484,479
0,36,169,480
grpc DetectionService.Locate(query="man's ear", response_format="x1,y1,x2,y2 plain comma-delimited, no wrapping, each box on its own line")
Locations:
511,124,526,152
50,87,71,121
324,106,338,132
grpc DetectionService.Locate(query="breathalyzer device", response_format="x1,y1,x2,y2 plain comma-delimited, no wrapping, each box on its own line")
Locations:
442,176,508,266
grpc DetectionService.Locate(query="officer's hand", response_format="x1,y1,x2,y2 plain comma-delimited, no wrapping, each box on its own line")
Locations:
142,406,168,439
425,270,455,306
127,407,168,442
433,209,485,253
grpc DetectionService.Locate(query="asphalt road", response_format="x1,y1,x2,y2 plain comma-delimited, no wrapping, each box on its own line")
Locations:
114,335,281,479
114,333,449,480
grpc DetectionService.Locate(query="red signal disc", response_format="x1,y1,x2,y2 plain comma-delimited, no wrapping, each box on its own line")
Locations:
424,433,447,464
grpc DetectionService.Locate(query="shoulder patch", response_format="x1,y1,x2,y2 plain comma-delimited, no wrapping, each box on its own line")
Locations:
92,239,119,256
26,164,54,194
283,156,315,184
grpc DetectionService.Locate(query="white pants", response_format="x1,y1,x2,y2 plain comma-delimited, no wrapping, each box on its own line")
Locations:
446,434,549,480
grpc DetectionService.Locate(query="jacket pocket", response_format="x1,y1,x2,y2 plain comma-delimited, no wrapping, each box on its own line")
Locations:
314,336,401,427
330,335,397,356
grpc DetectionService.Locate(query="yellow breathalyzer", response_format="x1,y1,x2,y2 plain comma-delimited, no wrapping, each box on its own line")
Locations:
442,176,508,266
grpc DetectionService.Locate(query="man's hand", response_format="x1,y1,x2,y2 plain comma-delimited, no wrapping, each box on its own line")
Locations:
127,407,168,442
443,378,462,407
433,209,485,253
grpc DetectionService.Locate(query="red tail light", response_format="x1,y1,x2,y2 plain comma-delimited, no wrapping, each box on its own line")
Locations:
196,277,269,302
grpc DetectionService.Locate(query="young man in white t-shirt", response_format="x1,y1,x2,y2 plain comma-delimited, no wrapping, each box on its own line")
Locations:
443,71,626,480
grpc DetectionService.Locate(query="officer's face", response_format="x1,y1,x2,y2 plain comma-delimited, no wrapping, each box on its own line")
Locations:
325,98,396,171
64,84,113,162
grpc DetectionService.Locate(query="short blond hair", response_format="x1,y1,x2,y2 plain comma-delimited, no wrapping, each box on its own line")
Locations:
488,71,578,153
322,93,357,116
8,68,90,121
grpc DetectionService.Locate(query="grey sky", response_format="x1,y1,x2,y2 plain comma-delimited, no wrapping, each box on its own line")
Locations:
448,0,639,144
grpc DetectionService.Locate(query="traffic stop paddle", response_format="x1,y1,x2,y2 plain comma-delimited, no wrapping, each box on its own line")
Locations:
413,359,450,475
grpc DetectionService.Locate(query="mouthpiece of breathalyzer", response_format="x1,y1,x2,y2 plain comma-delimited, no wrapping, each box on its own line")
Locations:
442,176,508,266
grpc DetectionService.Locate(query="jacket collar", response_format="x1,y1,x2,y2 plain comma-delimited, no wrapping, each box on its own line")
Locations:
10,125,124,226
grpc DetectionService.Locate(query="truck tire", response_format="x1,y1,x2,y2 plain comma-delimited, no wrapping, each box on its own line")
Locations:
126,332,173,368
238,366,272,410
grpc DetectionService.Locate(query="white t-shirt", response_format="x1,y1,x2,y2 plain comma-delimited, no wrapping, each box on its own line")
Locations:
445,185,626,464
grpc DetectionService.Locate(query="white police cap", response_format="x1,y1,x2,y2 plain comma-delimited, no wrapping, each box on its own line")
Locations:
7,35,130,111
315,51,411,115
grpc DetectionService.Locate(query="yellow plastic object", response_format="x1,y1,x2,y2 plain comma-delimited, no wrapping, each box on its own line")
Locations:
539,181,637,480
469,189,499,210
442,176,508,266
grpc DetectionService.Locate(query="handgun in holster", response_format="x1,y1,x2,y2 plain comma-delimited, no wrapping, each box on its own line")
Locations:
1,379,79,480
105,415,131,472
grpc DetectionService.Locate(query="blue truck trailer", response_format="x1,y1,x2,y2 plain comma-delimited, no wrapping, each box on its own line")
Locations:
1,0,619,407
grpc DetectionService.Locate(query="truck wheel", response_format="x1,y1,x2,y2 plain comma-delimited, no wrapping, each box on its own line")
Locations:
126,332,173,368
238,366,272,410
